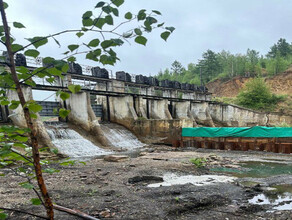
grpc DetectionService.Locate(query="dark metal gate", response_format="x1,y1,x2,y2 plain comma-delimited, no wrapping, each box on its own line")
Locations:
91,104,103,118
37,101,60,117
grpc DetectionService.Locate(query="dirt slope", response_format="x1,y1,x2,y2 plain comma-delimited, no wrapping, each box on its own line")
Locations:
207,70,292,98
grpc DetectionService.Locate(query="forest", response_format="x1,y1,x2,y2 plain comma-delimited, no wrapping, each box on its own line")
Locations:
156,38,292,85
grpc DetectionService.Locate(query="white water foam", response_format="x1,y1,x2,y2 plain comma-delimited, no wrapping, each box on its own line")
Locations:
47,128,111,158
148,173,237,187
101,123,145,150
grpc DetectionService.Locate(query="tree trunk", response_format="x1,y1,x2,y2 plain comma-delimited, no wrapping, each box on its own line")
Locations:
0,1,54,219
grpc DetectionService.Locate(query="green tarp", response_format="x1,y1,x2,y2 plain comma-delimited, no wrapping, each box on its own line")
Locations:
182,127,292,138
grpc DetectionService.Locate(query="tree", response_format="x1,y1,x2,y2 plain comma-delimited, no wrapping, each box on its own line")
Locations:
246,49,260,76
267,38,292,58
235,78,283,111
199,49,221,83
171,60,184,75
0,1,174,219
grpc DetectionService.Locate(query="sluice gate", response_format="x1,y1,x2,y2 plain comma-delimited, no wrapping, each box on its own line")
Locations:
180,127,292,154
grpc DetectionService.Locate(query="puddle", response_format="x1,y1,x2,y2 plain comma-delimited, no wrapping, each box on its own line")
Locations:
249,193,292,212
211,161,292,178
148,173,236,188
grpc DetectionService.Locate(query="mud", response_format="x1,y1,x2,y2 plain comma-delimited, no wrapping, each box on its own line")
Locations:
1,147,292,219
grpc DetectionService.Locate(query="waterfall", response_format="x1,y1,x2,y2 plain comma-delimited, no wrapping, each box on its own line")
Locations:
46,125,111,158
101,123,145,150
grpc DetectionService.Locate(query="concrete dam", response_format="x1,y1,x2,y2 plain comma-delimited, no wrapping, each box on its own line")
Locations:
1,56,292,156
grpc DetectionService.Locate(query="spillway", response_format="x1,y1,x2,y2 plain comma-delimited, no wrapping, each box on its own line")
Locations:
100,123,145,150
46,124,111,158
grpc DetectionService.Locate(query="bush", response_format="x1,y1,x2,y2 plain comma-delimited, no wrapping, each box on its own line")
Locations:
235,78,284,111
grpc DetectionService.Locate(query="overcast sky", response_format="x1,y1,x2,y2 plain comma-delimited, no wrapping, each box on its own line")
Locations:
4,0,292,77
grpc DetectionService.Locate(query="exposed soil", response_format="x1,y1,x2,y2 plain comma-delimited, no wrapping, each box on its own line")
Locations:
1,146,292,220
207,70,292,98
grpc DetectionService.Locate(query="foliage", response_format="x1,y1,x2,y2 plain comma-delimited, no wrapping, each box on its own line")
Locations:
156,38,292,86
212,96,235,105
235,78,284,111
267,38,292,58
189,157,206,168
0,0,174,219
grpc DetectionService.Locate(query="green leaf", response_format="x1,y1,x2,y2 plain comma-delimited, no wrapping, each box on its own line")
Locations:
42,57,55,66
30,113,37,119
24,49,39,58
62,63,69,73
86,49,101,61
20,182,34,189
157,22,164,27
59,108,70,118
67,56,76,62
51,148,58,154
88,39,100,47
68,84,81,94
0,101,9,105
124,12,132,20
13,22,25,28
95,1,105,8
14,135,28,142
165,26,175,33
68,44,79,52
152,10,162,15
11,44,23,52
76,32,84,38
60,92,70,101
27,103,42,113
82,18,93,27
105,15,113,25
101,40,113,49
94,18,106,29
0,212,8,220
102,6,111,14
135,36,147,46
31,198,42,206
47,67,62,77
161,31,171,41
3,2,8,9
26,36,48,49
52,37,61,47
134,28,142,36
82,11,92,19
9,101,20,110
111,0,124,7
112,8,119,16
146,17,158,25
138,9,146,21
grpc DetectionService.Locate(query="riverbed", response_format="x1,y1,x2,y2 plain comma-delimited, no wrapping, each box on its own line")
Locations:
1,146,292,219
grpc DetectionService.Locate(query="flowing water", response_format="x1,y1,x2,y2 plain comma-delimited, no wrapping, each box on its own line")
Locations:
249,193,292,212
46,124,111,158
148,173,236,188
101,123,145,150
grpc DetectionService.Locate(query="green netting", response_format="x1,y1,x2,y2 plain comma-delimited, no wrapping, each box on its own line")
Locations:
182,127,292,138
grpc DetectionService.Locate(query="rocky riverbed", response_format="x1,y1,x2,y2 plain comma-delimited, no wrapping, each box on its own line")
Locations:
1,146,292,219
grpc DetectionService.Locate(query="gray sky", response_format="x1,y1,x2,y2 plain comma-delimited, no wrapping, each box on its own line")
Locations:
4,0,292,76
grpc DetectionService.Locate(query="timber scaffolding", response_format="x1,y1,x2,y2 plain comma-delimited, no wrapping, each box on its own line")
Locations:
179,127,292,154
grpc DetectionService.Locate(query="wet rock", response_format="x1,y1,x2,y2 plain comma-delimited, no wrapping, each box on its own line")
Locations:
104,155,129,162
128,175,163,184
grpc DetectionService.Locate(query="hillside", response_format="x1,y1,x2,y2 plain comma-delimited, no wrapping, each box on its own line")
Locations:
207,69,292,97
206,70,292,114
